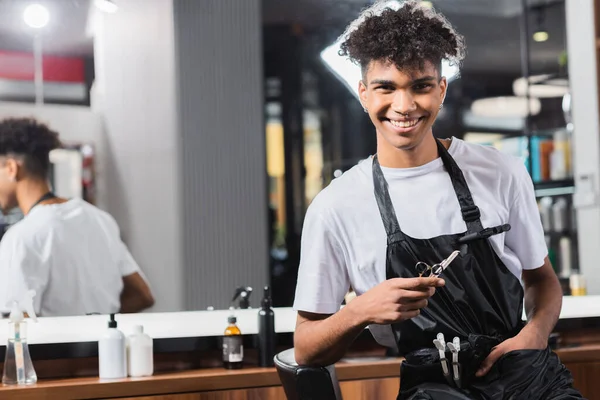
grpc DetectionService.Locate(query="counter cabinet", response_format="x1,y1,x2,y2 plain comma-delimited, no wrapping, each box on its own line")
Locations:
1,326,600,399
0,358,402,400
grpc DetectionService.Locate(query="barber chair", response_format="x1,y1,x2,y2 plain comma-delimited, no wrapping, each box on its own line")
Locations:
274,348,343,400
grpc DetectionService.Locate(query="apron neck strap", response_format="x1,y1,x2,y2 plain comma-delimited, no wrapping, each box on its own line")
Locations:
435,139,484,233
372,138,484,242
372,155,406,244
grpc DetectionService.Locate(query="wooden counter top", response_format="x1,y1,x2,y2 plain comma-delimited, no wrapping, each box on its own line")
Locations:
555,343,600,363
0,358,402,400
1,341,599,400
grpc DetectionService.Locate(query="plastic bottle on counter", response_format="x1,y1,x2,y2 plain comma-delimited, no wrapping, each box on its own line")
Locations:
539,197,553,232
552,198,569,233
98,314,127,379
570,274,587,296
127,325,154,377
558,236,572,278
223,316,243,369
258,286,276,367
550,130,570,180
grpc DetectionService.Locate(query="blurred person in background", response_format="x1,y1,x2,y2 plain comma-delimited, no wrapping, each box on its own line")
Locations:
0,117,154,317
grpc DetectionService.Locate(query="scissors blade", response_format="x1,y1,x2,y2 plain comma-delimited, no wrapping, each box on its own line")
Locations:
432,250,461,276
440,250,460,269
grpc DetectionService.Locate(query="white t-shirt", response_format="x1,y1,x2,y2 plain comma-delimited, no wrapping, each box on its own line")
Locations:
0,198,141,317
293,138,547,317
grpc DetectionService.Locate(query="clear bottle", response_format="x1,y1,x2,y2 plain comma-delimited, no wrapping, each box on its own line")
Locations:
570,274,587,296
127,325,154,377
2,290,38,385
222,316,243,369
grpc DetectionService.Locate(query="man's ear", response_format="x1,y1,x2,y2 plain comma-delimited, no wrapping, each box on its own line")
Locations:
439,76,448,104
5,158,20,181
359,80,368,109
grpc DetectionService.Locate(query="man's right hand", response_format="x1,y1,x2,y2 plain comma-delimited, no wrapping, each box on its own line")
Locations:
349,277,444,325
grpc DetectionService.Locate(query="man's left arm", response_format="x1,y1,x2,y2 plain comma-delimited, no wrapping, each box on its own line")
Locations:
117,242,154,313
477,159,563,377
521,256,563,344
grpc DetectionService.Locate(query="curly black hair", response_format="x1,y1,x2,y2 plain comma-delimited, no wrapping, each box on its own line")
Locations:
0,117,62,178
339,0,466,77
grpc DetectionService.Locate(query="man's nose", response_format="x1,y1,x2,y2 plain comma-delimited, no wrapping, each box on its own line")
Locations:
391,91,417,114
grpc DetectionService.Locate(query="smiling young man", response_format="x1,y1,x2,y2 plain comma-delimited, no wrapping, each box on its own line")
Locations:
292,1,582,399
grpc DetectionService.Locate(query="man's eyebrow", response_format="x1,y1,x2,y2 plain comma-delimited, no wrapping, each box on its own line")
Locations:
368,76,437,86
369,79,395,85
412,76,437,83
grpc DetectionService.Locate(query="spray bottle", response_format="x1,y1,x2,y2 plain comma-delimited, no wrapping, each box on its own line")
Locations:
2,290,38,385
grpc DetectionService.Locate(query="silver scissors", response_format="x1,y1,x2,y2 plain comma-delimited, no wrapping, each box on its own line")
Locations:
415,250,460,277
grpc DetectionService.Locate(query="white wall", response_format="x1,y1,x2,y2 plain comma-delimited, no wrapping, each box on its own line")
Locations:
91,1,183,312
0,102,108,210
566,0,600,295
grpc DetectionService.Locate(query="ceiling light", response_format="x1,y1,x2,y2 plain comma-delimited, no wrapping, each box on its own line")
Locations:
513,74,569,98
94,0,118,13
23,4,49,29
470,97,541,118
532,6,548,43
533,30,549,42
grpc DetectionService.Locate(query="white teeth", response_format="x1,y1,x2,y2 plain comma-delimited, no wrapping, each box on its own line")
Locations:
389,119,419,128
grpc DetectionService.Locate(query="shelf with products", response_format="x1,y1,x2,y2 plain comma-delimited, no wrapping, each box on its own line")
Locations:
529,126,572,137
538,193,580,295
463,126,569,138
464,129,578,293
463,130,574,189
534,179,575,197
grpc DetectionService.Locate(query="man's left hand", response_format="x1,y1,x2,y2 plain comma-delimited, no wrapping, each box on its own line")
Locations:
475,328,547,377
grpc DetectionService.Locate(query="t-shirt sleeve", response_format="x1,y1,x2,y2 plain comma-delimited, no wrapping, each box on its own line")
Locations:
118,240,142,277
293,203,350,314
505,160,548,270
104,213,142,277
0,232,47,315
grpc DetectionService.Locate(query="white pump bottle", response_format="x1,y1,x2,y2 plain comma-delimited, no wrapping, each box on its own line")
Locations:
98,313,127,379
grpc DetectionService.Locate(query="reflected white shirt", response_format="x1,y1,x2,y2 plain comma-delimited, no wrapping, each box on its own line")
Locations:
0,198,141,317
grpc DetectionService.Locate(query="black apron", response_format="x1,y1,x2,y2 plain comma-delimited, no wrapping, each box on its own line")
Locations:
372,139,583,400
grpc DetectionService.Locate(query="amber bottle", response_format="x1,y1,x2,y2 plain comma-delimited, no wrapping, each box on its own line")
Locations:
222,316,243,369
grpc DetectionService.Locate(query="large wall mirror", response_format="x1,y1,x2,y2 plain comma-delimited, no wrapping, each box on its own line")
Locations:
0,0,576,317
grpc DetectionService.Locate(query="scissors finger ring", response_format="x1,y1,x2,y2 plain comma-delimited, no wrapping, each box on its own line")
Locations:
415,250,461,278
415,261,432,277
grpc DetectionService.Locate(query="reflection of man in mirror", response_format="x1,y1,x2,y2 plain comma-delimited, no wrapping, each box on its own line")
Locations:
0,118,154,317
292,1,582,398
